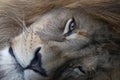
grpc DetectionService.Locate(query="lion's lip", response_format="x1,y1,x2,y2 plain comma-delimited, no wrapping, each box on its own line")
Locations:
9,47,24,71
9,47,16,59
25,65,48,77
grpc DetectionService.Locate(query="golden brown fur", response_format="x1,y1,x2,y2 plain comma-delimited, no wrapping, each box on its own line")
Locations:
0,0,120,48
0,0,120,80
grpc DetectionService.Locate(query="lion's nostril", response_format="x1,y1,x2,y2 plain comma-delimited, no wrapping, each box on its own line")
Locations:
25,47,48,77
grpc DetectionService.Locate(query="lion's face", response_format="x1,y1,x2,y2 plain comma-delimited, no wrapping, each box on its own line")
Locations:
0,8,117,80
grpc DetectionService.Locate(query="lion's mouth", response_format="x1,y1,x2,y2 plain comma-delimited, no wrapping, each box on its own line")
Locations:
9,47,48,77
24,47,48,77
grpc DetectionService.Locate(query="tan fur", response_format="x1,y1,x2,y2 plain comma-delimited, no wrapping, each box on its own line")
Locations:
0,0,120,80
0,0,119,48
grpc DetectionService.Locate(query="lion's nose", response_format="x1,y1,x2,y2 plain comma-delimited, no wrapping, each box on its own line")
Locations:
25,47,48,77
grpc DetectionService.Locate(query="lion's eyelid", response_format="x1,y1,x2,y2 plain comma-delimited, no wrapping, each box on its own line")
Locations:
63,18,75,35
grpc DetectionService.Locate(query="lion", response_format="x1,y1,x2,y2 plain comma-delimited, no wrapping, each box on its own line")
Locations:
0,0,120,80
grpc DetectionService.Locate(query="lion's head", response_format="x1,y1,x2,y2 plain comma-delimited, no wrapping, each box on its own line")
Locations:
0,0,120,80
